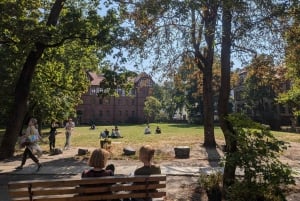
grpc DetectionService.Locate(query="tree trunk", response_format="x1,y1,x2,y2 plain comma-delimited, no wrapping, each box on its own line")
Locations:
203,65,216,147
0,0,65,159
201,3,218,147
218,1,236,198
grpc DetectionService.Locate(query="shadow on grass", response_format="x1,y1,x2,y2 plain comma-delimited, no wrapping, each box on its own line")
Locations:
168,124,203,129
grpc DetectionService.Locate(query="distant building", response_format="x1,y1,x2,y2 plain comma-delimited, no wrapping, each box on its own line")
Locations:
76,72,155,125
232,67,292,129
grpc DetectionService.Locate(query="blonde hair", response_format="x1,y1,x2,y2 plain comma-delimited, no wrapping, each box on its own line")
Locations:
29,118,38,129
139,145,155,162
88,148,109,168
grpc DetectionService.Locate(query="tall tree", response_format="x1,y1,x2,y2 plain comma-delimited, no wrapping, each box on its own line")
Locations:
278,1,300,128
119,0,219,147
0,0,121,159
218,1,235,195
0,0,65,159
242,55,283,128
152,82,183,121
218,0,291,197
144,96,162,123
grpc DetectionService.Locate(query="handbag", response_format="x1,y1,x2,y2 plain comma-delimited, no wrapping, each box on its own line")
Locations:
18,134,38,148
18,135,30,148
27,134,38,143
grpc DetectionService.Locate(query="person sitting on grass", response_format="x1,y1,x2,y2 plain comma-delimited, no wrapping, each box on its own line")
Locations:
144,125,151,134
155,126,161,134
111,127,123,138
100,128,110,138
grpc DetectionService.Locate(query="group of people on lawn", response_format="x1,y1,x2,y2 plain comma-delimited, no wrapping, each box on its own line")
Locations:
99,125,123,138
144,125,161,134
99,124,162,138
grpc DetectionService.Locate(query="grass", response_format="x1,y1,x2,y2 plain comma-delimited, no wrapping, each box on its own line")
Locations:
0,123,299,161
42,123,225,160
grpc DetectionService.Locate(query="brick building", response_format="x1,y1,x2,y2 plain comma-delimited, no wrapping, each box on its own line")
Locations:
76,71,154,125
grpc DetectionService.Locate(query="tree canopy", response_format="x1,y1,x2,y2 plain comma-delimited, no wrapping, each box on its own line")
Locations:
278,1,300,120
0,0,124,158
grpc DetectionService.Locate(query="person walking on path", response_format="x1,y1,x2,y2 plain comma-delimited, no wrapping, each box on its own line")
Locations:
64,118,75,150
49,120,58,151
16,118,43,172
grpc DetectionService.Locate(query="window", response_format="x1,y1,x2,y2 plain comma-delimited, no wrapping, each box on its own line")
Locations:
125,110,128,116
279,105,286,114
119,111,122,116
106,110,110,116
99,110,103,117
104,98,110,105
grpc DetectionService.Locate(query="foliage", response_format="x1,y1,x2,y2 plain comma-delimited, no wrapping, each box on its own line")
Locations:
0,0,126,158
242,55,286,127
224,113,295,201
119,0,220,146
98,67,137,99
152,82,184,121
0,0,123,124
198,171,223,201
30,43,98,124
278,1,300,119
143,96,162,123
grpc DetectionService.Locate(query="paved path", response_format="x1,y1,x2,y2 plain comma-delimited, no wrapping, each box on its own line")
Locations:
0,146,224,201
2,144,300,201
0,161,224,201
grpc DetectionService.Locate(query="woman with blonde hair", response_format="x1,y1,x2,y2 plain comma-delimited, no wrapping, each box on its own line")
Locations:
82,148,115,177
16,118,43,171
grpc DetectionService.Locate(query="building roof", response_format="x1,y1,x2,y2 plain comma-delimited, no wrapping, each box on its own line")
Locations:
87,72,104,86
86,71,154,86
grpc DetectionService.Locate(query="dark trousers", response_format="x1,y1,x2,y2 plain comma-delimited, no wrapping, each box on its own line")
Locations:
49,132,56,150
21,147,39,166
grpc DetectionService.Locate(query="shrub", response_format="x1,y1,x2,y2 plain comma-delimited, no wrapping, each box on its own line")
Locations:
198,171,222,201
225,113,295,201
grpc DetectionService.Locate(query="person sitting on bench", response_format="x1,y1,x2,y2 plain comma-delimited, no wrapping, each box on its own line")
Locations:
132,145,161,201
82,148,115,178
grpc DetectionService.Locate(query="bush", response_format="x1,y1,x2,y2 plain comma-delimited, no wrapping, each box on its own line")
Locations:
225,113,295,201
198,171,222,201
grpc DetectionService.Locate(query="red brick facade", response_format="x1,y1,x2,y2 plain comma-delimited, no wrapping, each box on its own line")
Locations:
76,72,154,125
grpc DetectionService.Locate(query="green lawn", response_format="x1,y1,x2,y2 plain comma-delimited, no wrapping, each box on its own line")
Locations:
0,123,299,160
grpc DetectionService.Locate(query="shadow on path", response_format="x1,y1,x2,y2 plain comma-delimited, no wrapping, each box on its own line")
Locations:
204,144,222,167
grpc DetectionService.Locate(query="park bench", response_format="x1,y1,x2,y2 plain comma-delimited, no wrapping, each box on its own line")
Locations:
8,174,166,201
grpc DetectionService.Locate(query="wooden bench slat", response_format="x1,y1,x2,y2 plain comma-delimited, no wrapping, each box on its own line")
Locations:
8,175,166,201
8,175,166,188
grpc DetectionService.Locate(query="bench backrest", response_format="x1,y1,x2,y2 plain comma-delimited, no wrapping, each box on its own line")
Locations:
8,174,166,201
